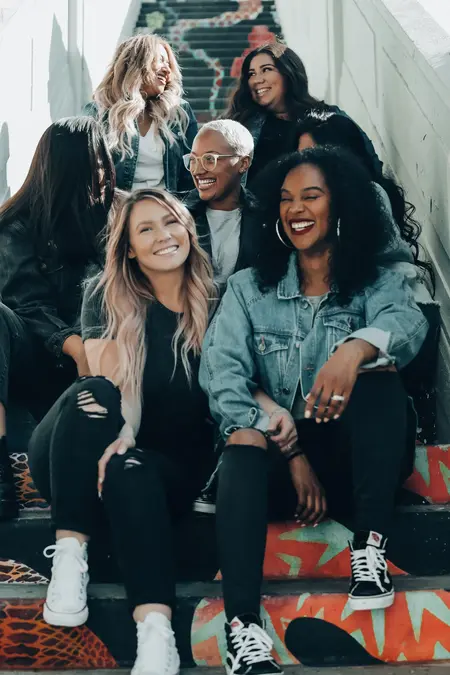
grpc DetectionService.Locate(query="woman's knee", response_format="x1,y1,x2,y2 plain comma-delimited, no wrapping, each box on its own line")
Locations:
68,376,121,419
103,449,152,497
226,427,268,449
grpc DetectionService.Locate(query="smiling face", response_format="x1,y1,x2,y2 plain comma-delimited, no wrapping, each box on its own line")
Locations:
128,198,190,275
190,129,249,208
141,43,171,98
247,53,287,114
280,164,332,252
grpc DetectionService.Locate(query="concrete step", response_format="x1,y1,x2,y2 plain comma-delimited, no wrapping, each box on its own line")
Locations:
0,577,450,669
11,668,448,675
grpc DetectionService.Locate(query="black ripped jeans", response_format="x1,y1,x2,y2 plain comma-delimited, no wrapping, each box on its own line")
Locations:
217,372,415,620
28,376,209,609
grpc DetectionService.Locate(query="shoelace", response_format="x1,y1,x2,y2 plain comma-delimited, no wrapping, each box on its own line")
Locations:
43,544,88,574
137,619,177,672
351,545,388,592
230,623,274,672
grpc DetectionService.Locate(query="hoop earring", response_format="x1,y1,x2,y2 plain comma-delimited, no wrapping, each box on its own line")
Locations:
275,219,295,249
336,218,341,240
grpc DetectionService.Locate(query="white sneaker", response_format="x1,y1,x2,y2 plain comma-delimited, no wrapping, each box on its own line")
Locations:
43,537,89,627
131,612,180,675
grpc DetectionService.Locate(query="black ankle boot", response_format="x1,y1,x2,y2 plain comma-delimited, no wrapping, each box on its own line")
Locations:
0,437,18,520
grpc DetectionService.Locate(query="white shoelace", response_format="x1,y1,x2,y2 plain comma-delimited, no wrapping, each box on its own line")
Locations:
44,544,88,573
230,623,274,672
135,618,178,675
351,545,388,592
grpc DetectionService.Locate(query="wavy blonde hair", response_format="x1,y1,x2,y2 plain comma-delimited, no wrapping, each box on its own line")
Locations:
93,35,187,160
94,189,215,403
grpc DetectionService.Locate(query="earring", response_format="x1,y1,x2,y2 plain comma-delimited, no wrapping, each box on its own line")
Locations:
336,217,341,240
275,219,295,249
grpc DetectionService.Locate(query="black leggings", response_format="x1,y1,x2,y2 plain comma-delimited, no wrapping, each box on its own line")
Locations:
0,302,75,418
217,372,414,620
28,376,207,609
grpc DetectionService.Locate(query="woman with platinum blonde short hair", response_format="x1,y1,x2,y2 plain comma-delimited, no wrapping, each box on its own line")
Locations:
85,34,198,192
28,189,216,675
182,119,262,292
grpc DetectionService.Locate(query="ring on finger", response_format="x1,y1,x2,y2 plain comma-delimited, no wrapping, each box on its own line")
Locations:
331,394,345,402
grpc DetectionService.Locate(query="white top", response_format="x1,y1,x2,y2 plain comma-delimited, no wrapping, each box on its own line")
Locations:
205,207,241,285
132,125,165,191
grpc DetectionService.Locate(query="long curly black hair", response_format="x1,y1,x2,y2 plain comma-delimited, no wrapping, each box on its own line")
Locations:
254,147,395,303
295,109,434,289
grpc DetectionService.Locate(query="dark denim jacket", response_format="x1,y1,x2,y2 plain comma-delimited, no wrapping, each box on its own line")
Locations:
0,220,91,357
243,105,383,184
83,100,198,192
180,187,263,288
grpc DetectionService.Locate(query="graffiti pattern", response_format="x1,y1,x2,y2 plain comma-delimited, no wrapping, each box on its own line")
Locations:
137,0,281,120
192,590,450,666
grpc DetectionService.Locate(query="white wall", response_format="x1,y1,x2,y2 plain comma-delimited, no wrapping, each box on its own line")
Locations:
276,0,450,439
0,0,140,201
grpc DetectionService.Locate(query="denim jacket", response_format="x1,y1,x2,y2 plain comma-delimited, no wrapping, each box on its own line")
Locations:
83,100,198,192
199,254,428,438
0,220,89,357
243,105,383,185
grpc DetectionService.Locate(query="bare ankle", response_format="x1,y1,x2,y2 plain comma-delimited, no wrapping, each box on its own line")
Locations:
133,603,172,623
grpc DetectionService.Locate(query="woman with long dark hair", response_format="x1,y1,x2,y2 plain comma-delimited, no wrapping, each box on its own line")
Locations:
199,148,428,674
0,116,115,519
85,34,197,192
295,109,439,441
28,189,215,675
226,41,381,185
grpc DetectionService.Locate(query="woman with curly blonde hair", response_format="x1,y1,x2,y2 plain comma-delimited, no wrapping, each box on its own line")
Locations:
28,189,216,675
85,34,198,192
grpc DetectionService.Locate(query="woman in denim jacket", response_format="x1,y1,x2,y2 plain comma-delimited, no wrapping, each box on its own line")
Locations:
199,147,428,674
0,116,115,521
84,34,197,193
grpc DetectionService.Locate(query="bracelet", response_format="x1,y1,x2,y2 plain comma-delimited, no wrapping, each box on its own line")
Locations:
284,446,304,461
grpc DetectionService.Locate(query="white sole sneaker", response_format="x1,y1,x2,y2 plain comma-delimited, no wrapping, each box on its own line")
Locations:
43,602,89,627
349,590,394,611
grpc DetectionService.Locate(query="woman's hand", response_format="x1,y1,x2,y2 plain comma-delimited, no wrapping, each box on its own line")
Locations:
289,454,327,526
97,424,135,496
267,407,298,452
305,339,378,422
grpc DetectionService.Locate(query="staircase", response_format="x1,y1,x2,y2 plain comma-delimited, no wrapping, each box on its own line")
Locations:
135,0,282,122
0,0,449,671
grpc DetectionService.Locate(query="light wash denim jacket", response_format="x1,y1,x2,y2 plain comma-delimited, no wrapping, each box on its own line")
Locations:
199,254,429,438
83,101,197,192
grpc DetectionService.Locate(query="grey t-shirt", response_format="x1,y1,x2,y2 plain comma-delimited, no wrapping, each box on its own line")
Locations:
205,207,241,284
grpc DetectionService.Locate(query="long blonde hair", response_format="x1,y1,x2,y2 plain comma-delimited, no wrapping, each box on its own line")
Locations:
93,35,187,160
94,189,215,403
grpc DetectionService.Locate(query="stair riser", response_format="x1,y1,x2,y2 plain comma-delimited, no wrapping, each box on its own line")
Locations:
3,507,450,583
0,588,449,669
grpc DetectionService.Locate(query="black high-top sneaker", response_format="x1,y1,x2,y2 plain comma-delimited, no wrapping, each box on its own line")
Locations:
225,614,283,675
349,530,394,610
0,437,18,521
193,462,220,515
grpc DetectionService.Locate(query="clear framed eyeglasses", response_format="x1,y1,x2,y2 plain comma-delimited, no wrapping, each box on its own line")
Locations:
183,152,238,172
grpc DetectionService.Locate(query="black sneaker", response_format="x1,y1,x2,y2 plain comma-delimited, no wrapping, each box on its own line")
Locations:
349,530,394,611
225,614,282,675
193,463,220,515
0,438,18,521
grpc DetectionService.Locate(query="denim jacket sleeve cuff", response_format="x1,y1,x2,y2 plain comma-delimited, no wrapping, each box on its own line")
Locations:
222,407,270,438
331,327,395,368
45,328,82,358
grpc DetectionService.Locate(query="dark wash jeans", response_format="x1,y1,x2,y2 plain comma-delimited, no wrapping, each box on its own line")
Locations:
216,372,414,621
28,376,209,609
0,302,76,420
